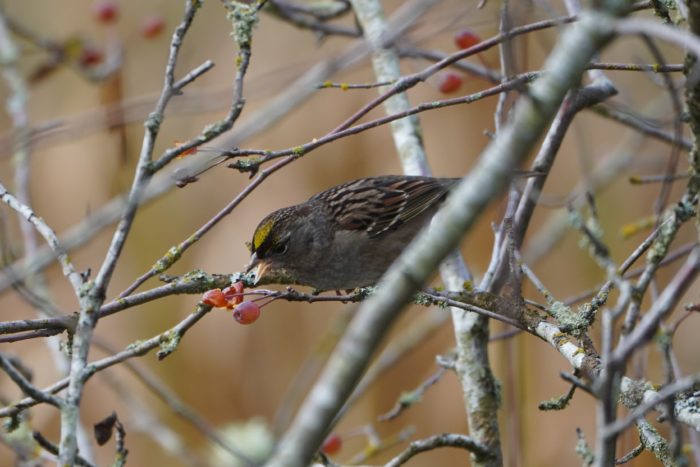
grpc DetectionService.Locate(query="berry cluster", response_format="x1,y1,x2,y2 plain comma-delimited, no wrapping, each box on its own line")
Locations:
202,282,261,325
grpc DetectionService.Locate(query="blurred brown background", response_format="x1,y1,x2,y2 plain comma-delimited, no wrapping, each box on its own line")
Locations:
0,0,698,465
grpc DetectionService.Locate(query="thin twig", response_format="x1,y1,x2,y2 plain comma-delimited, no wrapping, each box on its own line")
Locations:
384,433,494,467
0,182,83,294
0,304,212,419
0,353,62,408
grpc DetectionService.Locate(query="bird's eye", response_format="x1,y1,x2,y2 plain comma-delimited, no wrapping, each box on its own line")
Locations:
271,241,288,256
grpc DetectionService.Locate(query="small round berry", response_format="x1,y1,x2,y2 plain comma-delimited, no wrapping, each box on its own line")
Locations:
437,72,462,94
321,433,342,455
223,281,245,306
92,0,119,24
141,15,165,39
202,289,227,308
233,301,260,325
454,29,481,49
78,46,104,67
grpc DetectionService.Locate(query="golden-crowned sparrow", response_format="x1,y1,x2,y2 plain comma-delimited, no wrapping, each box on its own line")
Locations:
245,175,457,290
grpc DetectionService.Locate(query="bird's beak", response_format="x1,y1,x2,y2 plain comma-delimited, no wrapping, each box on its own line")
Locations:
245,253,271,285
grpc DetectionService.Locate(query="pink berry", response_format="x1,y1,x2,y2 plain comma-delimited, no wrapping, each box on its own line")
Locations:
321,433,342,455
437,72,462,94
223,281,245,306
233,301,260,325
141,15,165,39
202,289,227,308
454,29,481,49
92,0,119,24
78,46,104,67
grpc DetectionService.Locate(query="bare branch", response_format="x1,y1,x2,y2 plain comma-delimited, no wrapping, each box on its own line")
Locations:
384,433,494,467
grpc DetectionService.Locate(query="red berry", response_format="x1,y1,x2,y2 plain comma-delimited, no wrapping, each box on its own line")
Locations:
78,46,104,67
233,301,260,325
454,29,481,49
437,72,462,94
321,433,342,455
223,281,245,306
92,0,119,24
202,289,227,308
141,15,165,39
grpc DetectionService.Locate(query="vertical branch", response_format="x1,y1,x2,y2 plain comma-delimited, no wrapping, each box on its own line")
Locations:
494,0,514,133
595,309,619,466
348,0,436,175
0,14,98,462
92,0,202,293
349,1,499,464
58,2,204,463
0,13,34,255
118,0,259,297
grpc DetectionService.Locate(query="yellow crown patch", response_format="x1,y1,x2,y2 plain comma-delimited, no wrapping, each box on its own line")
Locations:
253,218,275,251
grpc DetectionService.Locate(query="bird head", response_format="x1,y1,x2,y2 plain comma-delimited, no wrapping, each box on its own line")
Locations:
245,205,318,286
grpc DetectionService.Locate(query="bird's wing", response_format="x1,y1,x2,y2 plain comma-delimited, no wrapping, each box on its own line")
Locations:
315,176,453,238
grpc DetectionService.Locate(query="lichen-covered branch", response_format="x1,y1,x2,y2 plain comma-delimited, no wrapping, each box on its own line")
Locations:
265,3,629,465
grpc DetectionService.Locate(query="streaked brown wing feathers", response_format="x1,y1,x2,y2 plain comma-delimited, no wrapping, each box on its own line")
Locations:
315,177,451,238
